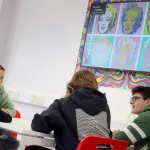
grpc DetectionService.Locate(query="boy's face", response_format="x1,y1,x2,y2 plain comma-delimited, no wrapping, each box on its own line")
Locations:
0,70,4,85
130,92,149,114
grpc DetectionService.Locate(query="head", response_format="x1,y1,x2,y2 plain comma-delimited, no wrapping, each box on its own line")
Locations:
122,3,143,34
66,70,98,96
116,37,136,68
130,86,150,114
91,36,111,65
0,65,5,85
98,4,117,34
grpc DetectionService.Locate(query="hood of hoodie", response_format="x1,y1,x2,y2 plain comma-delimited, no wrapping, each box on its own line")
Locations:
0,85,4,94
70,87,108,116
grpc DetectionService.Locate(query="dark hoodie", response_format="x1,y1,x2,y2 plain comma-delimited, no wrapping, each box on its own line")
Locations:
31,87,111,150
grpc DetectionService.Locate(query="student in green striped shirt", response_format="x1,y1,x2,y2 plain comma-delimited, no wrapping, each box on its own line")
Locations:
113,86,150,150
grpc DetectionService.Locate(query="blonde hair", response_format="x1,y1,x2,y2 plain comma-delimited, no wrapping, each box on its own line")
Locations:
66,70,98,95
106,4,117,27
93,36,111,51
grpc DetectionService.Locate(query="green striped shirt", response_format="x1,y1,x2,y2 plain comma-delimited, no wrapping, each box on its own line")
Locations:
113,105,150,150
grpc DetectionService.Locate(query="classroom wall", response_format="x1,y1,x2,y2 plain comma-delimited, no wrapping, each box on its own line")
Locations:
1,0,89,118
3,0,88,96
0,0,136,126
0,0,15,64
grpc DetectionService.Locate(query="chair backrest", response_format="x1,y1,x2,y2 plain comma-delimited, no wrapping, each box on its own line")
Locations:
77,136,128,150
15,110,21,118
11,110,21,138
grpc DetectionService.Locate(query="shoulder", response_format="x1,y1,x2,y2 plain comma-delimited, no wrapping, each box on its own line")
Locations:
134,110,150,125
0,86,8,98
54,96,76,110
56,96,70,105
0,85,4,93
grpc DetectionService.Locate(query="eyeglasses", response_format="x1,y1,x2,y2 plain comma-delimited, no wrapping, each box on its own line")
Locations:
130,96,148,103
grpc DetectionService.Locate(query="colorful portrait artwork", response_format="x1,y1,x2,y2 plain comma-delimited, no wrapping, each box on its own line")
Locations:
111,37,140,70
137,37,150,72
87,14,95,34
81,35,114,68
92,4,120,34
118,2,146,35
143,3,150,35
76,0,150,90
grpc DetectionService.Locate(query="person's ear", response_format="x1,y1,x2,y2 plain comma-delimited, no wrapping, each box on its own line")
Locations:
146,98,150,104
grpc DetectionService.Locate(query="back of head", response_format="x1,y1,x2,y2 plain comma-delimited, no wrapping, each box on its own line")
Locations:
66,70,98,95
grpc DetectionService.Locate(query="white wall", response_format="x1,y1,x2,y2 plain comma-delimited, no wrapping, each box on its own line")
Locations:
12,101,45,120
1,0,89,119
0,0,135,127
0,0,16,64
3,0,88,96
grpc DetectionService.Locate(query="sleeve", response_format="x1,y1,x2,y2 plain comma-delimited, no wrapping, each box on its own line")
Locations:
0,91,15,118
113,112,150,146
0,109,12,123
31,100,65,133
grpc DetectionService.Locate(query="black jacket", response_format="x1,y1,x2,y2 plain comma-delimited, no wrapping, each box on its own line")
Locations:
0,110,12,123
31,87,111,150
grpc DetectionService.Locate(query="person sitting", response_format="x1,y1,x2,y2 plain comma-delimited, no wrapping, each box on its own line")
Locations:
113,86,150,150
26,69,112,150
0,65,15,122
0,65,18,150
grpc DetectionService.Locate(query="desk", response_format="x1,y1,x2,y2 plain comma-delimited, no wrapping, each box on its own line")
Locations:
111,120,128,130
0,118,55,150
0,119,128,150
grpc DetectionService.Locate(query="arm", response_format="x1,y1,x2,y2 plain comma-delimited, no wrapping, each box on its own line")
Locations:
113,112,150,146
31,100,65,133
0,91,15,117
0,109,12,122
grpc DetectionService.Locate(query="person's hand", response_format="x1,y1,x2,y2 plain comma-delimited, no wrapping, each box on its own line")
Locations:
113,129,120,135
1,108,8,114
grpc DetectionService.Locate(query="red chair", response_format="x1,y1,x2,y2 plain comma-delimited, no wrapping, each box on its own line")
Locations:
77,136,128,150
11,110,21,138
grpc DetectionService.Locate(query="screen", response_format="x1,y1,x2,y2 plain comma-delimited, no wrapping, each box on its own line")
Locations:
81,1,150,72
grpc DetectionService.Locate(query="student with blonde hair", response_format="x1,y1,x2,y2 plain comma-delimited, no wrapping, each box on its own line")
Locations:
26,70,111,150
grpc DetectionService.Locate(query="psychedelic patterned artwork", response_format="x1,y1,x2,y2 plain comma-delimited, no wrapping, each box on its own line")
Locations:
111,37,140,70
92,4,120,34
81,35,114,68
137,37,150,71
143,2,150,35
76,0,150,90
117,2,146,35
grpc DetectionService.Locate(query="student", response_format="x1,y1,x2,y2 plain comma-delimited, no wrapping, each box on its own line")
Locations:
0,65,18,150
0,65,15,121
113,86,150,150
26,70,112,150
